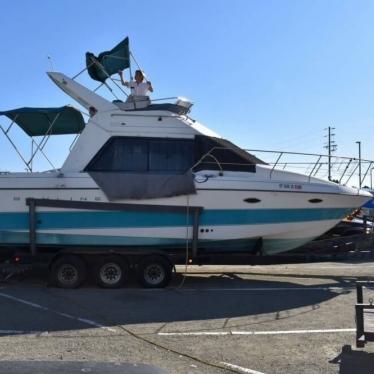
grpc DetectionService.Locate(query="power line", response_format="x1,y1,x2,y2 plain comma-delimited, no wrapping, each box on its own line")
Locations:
266,131,323,148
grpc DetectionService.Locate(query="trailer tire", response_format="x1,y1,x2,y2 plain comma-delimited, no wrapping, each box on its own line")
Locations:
49,255,87,289
137,255,172,288
94,256,129,288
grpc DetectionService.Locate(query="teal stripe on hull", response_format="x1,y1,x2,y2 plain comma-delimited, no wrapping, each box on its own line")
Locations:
0,207,354,231
0,231,313,255
0,231,186,247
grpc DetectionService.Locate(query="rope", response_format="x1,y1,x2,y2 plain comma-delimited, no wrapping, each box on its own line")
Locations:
47,289,237,373
176,195,190,289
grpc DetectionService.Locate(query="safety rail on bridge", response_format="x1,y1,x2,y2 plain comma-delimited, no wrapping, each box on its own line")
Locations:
246,149,374,186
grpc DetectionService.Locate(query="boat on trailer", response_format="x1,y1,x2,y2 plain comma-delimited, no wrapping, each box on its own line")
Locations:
0,37,371,287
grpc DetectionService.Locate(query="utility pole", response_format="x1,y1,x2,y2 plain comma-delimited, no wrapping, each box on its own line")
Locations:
356,141,362,189
324,126,337,181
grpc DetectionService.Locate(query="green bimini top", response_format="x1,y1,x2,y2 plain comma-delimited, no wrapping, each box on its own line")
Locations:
0,106,85,136
86,36,130,83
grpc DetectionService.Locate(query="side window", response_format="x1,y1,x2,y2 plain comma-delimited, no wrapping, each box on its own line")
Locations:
194,135,257,173
149,140,194,173
86,137,194,173
87,138,148,172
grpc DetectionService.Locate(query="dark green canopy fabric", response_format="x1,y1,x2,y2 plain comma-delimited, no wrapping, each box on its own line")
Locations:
86,37,130,83
0,106,85,136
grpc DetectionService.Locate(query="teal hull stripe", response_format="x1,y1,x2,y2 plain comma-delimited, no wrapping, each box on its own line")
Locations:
0,231,313,255
0,207,353,231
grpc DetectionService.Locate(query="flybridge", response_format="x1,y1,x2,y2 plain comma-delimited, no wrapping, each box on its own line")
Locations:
74,36,194,112
46,35,194,112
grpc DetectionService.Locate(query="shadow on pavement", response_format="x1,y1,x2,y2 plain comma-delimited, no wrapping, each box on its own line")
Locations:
330,345,374,374
174,271,371,288
0,361,169,374
0,273,349,334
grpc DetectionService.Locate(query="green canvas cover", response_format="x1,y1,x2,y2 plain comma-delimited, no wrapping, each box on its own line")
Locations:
86,37,130,83
0,106,85,136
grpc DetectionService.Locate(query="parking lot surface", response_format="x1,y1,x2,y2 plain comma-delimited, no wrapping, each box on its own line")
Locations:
1,262,374,373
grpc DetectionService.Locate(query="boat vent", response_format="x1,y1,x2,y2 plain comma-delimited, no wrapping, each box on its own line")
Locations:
244,198,261,204
308,198,323,203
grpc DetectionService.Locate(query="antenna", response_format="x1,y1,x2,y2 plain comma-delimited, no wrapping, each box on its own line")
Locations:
47,55,54,71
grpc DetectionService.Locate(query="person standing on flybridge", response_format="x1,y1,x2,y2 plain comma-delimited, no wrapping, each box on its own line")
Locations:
118,69,153,96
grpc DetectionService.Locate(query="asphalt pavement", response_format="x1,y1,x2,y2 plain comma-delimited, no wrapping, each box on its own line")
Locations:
1,262,374,373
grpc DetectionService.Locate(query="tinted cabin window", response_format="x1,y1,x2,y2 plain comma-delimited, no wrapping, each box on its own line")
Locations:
150,140,194,172
86,137,194,174
194,135,257,173
88,138,148,172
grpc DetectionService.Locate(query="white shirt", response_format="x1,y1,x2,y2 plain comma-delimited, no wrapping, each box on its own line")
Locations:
126,81,150,96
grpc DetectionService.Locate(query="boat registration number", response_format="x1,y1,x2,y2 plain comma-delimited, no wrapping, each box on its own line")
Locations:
278,183,303,190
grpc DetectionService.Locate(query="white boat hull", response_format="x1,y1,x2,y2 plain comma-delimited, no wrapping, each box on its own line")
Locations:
0,172,369,255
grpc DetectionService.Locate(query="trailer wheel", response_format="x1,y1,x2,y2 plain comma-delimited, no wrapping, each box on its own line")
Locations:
94,256,129,288
50,255,87,289
137,256,172,288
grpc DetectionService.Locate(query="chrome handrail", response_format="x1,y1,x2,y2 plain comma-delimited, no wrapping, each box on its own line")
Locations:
246,148,374,187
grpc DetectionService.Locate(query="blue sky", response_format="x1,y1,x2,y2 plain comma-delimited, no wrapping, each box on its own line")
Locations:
1,0,374,173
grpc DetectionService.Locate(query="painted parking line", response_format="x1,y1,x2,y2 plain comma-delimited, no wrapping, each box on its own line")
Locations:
0,292,117,333
158,328,355,336
194,286,352,291
133,286,354,292
221,362,267,374
178,263,374,272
